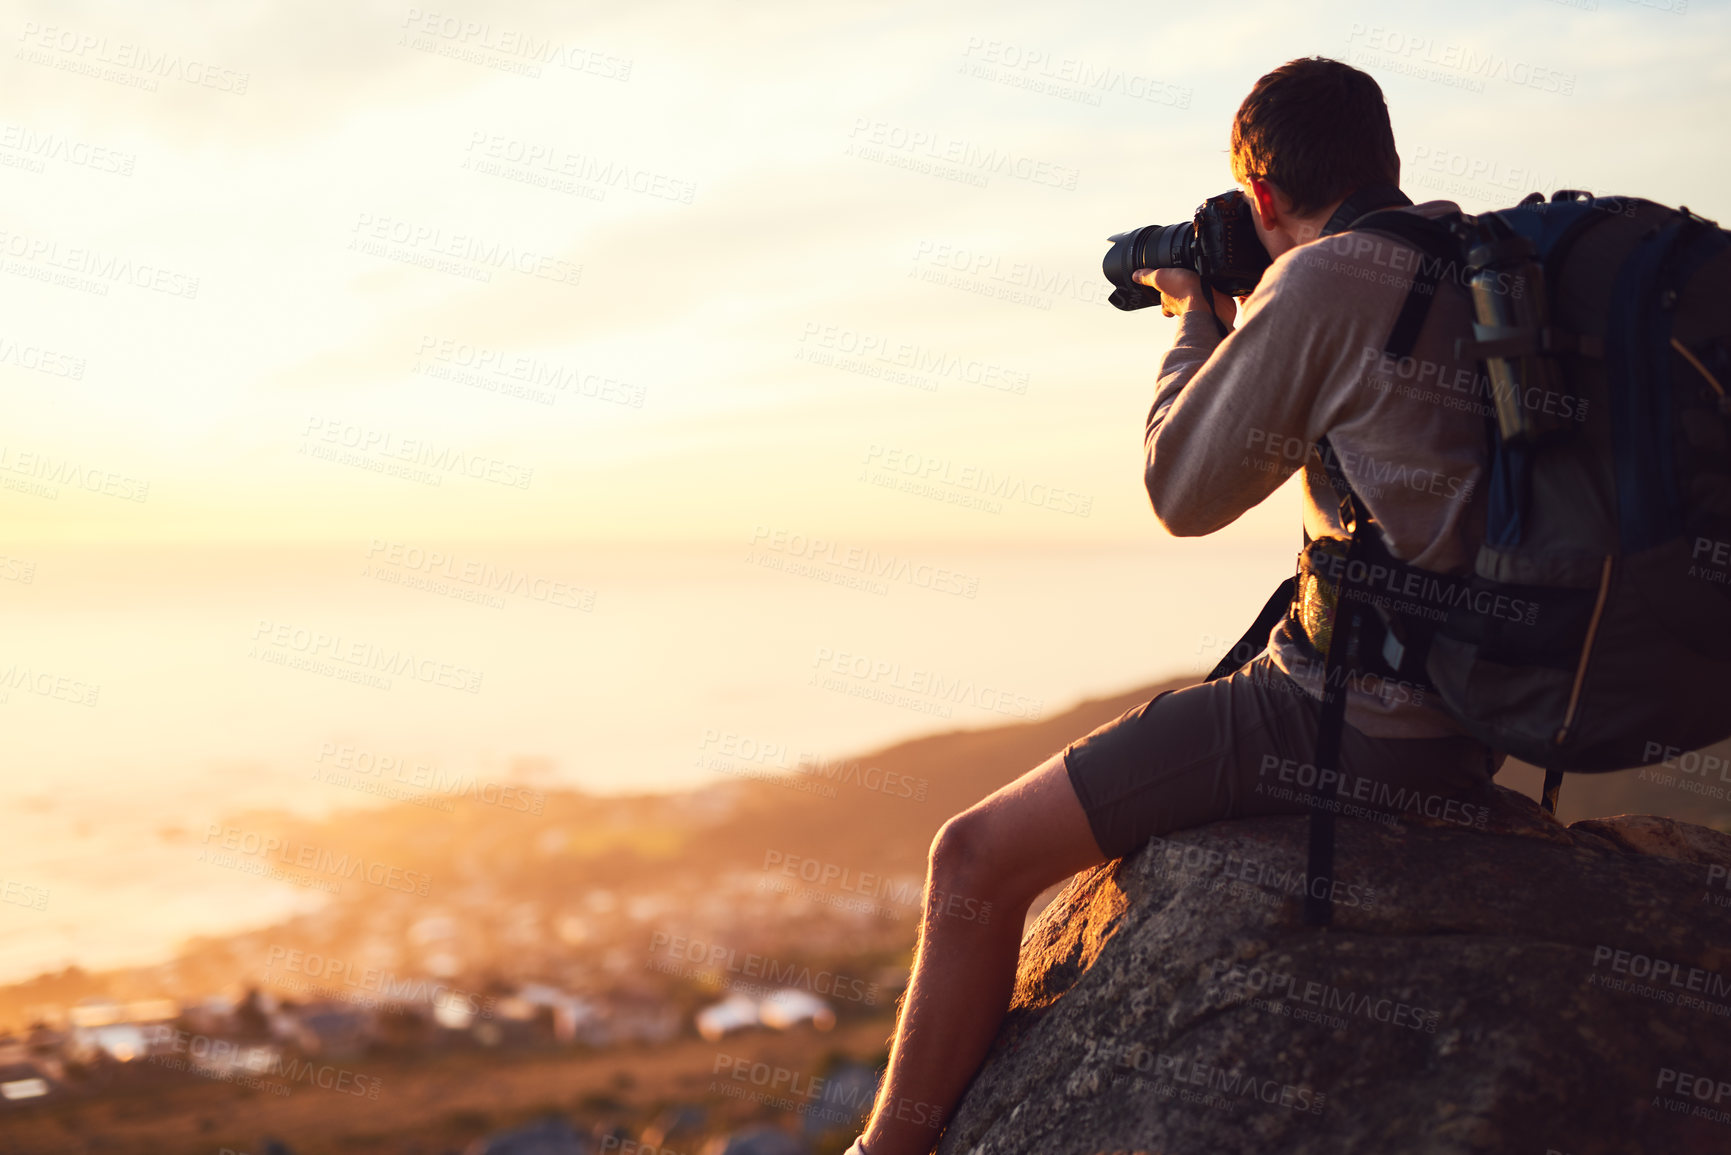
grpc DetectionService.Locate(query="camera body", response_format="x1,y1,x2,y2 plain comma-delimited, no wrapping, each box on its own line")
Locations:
1102,189,1273,311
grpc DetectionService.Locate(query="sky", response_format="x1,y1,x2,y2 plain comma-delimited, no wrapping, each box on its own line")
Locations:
2,0,1724,549
0,0,1726,983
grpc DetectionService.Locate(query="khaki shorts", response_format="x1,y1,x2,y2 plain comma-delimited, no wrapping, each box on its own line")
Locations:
1062,653,1505,860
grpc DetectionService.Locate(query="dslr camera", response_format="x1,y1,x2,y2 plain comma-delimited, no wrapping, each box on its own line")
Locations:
1101,189,1272,311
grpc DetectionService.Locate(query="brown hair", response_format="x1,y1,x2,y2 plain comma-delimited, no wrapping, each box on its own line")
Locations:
1229,57,1400,217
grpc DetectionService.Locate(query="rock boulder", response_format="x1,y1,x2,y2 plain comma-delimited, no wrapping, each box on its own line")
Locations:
937,788,1731,1155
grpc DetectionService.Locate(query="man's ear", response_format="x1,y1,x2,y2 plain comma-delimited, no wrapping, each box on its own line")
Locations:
1248,177,1282,232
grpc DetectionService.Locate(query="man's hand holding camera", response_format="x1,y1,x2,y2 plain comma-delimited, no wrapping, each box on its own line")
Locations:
1131,267,1239,325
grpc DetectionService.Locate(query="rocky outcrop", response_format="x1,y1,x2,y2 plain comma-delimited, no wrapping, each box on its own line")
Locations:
937,788,1731,1155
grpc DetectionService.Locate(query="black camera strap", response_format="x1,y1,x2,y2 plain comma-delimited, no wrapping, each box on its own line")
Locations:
1201,294,1231,341
1318,184,1413,239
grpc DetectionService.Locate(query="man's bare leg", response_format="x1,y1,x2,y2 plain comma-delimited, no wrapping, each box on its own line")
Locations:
857,750,1106,1155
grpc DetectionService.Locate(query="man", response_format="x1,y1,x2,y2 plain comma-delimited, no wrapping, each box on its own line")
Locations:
848,57,1504,1155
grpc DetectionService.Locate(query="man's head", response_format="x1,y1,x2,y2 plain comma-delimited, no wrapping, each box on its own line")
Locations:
1230,57,1399,258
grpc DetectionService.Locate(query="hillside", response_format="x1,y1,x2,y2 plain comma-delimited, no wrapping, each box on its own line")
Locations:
5,668,1726,1028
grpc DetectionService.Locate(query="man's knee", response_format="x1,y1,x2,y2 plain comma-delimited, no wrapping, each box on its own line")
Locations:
929,807,1040,912
928,809,994,894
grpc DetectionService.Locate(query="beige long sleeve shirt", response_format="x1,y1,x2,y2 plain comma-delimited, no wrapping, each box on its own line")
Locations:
1147,200,1488,738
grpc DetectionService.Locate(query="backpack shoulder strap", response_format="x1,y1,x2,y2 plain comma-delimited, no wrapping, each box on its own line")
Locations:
1295,207,1464,924
1302,436,1375,926
1342,209,1464,360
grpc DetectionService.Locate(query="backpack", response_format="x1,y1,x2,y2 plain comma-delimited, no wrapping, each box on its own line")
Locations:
1206,187,1731,925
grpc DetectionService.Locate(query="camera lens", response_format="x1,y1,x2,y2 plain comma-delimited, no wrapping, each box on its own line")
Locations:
1141,221,1196,272
1103,223,1195,288
1102,221,1196,311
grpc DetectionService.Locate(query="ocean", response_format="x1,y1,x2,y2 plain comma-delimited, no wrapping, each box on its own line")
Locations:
0,538,1291,983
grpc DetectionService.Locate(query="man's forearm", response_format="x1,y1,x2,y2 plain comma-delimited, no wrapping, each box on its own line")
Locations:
1143,310,1230,533
1147,310,1228,438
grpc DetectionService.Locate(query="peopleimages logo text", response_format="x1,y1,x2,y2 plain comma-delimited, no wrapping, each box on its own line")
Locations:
202,825,432,896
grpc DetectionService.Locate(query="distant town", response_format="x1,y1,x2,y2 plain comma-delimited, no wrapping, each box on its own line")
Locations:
0,775,932,1154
